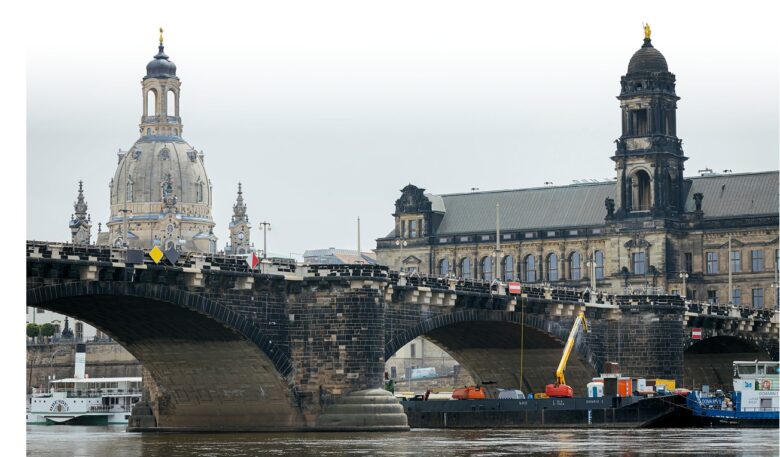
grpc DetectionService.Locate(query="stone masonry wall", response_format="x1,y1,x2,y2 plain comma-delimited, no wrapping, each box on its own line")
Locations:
287,278,386,422
588,305,685,382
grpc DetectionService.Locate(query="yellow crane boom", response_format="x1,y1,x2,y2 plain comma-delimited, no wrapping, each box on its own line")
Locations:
555,311,588,386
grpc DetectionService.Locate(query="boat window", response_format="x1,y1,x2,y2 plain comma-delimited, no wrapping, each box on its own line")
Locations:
766,364,779,375
738,365,756,375
757,365,765,375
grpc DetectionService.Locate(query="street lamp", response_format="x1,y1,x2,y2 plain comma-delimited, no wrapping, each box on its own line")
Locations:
586,253,596,291
679,272,689,299
258,222,271,259
395,238,407,275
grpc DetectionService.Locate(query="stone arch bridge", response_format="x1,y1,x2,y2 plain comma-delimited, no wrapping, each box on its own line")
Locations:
26,242,778,431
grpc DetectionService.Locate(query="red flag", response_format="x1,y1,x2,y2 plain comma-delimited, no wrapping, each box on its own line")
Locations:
508,282,522,294
246,252,260,269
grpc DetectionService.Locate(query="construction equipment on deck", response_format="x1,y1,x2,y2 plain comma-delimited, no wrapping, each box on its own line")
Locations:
545,311,590,398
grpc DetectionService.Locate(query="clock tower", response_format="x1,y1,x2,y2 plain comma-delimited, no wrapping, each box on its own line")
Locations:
226,182,253,255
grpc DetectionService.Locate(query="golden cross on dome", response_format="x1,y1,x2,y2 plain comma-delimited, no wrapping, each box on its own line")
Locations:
159,27,164,45
643,23,651,40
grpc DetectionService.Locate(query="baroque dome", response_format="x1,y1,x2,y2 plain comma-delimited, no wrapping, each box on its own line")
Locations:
627,39,668,74
111,138,210,208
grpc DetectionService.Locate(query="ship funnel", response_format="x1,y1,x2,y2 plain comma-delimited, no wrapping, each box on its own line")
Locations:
74,343,86,379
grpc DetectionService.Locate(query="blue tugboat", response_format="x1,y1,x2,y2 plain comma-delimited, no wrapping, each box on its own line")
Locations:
686,361,779,427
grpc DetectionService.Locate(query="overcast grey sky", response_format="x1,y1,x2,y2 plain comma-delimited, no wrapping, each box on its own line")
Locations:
26,0,779,258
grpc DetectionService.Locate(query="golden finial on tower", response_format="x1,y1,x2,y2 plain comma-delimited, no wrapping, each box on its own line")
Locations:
159,27,164,45
643,22,651,40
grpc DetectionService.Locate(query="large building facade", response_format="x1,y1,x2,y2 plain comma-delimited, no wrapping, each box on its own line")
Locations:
376,32,779,308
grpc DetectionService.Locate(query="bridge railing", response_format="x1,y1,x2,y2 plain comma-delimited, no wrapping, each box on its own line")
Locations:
26,241,776,322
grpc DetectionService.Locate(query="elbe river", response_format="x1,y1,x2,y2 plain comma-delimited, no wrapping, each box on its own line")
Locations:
27,426,779,456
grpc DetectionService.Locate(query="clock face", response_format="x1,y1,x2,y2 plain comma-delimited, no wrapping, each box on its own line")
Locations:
238,231,245,240
166,223,174,234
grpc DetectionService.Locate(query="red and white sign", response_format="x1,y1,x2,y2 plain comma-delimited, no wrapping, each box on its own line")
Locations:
691,328,702,340
246,252,260,269
508,282,522,294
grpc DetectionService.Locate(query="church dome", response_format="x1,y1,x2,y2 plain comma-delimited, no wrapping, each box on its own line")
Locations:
627,39,668,73
145,45,178,79
111,138,210,208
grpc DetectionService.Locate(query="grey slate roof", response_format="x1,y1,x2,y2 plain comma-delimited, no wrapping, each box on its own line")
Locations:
685,171,779,218
427,171,778,236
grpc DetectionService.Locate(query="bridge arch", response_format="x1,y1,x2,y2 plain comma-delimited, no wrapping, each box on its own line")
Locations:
683,334,774,391
27,281,303,431
385,309,596,395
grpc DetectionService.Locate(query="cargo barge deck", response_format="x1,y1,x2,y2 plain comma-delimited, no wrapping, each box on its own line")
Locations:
402,395,685,429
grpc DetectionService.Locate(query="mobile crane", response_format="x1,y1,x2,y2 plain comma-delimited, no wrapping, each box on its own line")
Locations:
545,311,589,398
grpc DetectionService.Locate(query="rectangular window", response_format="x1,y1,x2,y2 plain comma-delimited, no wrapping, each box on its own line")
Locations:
481,235,490,241
732,288,741,305
751,250,764,272
730,251,741,273
546,231,556,237
502,234,512,240
390,366,397,378
671,289,679,296
524,232,534,239
401,220,406,238
409,220,418,238
439,237,448,243
684,253,693,273
752,288,764,308
459,236,469,242
569,230,578,236
707,289,718,304
706,252,718,274
591,228,602,235
632,252,646,275
594,251,605,280
410,343,416,358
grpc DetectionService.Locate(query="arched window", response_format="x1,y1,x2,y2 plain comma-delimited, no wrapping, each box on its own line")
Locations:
547,253,559,282
481,256,493,281
460,257,472,279
569,252,581,280
167,89,176,116
631,170,652,211
502,255,514,281
126,177,134,202
439,258,450,276
524,255,536,283
594,250,604,280
666,171,674,209
146,89,157,116
196,178,204,202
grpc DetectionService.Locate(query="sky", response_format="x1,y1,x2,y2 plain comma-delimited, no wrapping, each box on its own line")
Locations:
25,0,779,259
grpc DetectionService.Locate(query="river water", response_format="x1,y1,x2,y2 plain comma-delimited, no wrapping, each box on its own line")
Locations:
27,426,779,456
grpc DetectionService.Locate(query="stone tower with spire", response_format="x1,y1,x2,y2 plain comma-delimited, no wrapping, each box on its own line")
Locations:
106,29,217,252
611,25,686,218
226,183,253,255
69,181,92,245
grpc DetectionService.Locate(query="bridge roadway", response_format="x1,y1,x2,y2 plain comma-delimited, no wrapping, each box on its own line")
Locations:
26,241,778,432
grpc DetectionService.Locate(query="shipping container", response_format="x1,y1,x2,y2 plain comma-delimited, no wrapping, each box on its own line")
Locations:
618,378,633,397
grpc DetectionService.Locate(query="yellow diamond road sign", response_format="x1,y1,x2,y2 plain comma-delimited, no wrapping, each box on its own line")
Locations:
149,246,164,264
